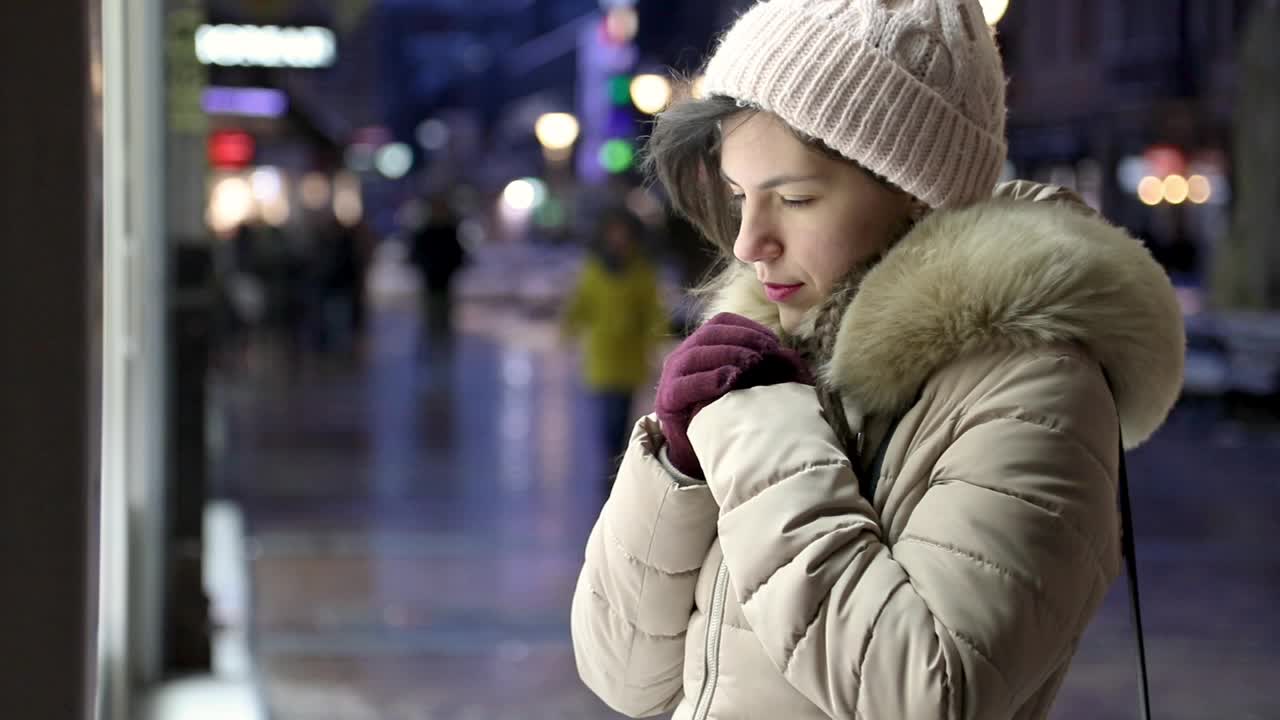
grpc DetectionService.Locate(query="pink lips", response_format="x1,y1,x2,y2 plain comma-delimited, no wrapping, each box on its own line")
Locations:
764,283,804,302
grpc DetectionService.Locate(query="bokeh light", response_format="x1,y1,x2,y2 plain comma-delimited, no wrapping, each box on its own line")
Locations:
630,74,672,114
1187,174,1212,204
249,167,282,202
1137,176,1164,206
608,75,632,106
416,119,450,151
375,143,414,179
299,172,331,210
503,179,540,211
604,6,639,44
599,139,635,174
261,195,289,226
1163,174,1190,205
208,176,254,233
534,113,580,150
250,167,290,226
333,172,363,226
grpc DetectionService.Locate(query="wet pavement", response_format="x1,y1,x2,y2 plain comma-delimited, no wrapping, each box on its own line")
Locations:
213,297,1280,720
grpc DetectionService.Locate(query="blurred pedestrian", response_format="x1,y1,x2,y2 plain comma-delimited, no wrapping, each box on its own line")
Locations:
314,217,371,360
409,193,466,350
215,223,266,365
560,207,669,482
571,1,1185,718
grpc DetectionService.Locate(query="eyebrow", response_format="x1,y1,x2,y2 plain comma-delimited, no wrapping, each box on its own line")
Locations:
720,172,822,191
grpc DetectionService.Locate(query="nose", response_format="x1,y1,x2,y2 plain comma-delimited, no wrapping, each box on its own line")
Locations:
732,202,781,265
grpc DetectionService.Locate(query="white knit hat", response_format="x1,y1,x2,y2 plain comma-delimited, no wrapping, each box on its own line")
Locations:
703,0,1008,208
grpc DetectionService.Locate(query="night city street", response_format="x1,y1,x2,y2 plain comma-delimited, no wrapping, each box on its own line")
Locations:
5,1,1280,718
213,274,1280,720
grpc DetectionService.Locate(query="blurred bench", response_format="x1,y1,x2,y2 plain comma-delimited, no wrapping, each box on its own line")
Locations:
1185,311,1280,398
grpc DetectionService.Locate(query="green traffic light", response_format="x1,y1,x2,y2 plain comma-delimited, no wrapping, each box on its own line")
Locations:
599,139,635,173
608,75,633,106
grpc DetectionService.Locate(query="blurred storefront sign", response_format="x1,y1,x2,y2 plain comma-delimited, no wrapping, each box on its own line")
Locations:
576,11,638,183
195,23,337,68
208,130,255,170
202,86,288,118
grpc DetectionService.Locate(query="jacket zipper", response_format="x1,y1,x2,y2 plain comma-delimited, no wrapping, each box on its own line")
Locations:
692,560,730,720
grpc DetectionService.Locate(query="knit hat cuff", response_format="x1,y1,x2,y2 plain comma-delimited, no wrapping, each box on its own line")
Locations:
703,4,1007,208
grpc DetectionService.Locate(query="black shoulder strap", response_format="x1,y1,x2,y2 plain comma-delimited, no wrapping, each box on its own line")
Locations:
870,379,1151,720
1115,408,1153,720
1101,369,1152,719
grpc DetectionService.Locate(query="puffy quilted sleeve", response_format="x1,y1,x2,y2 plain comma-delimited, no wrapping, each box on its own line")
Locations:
692,351,1121,719
571,414,719,717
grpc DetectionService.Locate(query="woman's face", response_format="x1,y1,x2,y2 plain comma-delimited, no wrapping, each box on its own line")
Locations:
719,111,917,332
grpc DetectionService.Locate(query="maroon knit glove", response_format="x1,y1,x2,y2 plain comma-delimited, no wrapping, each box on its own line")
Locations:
656,312,813,480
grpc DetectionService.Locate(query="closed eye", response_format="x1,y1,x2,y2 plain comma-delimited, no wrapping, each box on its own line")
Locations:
729,194,813,208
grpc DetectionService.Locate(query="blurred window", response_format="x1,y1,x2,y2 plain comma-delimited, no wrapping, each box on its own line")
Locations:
1074,0,1098,58
1233,0,1249,35
1119,1,1141,44
1037,1,1064,63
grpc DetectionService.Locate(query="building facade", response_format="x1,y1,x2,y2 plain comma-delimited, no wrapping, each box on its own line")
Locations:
1000,0,1255,288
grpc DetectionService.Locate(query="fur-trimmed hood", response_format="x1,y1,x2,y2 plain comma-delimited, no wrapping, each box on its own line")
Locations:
704,197,1186,448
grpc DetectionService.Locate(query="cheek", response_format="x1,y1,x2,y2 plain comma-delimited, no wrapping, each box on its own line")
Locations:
842,207,902,265
816,215,882,277
803,236,863,294
792,201,903,294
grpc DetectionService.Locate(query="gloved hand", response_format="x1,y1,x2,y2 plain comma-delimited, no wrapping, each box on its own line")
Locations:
656,312,813,480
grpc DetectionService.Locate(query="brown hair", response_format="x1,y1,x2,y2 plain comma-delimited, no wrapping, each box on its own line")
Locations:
643,94,745,259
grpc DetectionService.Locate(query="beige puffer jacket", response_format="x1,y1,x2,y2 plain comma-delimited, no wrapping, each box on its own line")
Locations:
570,194,1185,719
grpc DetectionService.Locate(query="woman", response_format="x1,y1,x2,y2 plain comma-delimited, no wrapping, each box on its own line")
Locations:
561,208,669,481
570,1,1185,718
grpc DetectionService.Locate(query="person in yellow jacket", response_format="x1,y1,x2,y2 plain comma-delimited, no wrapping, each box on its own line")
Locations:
561,207,669,480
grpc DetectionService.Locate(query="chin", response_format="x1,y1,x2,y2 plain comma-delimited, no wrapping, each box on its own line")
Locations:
777,307,803,334
776,300,824,338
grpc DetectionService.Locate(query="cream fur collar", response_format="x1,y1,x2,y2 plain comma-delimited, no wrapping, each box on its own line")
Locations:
704,198,1186,448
